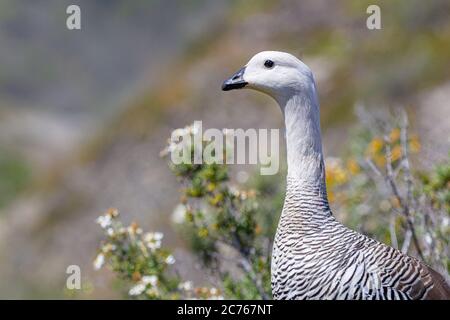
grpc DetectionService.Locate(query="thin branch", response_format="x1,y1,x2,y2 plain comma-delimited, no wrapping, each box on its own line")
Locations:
401,229,412,253
389,215,399,249
399,111,417,212
365,158,383,177
231,237,269,300
384,137,425,260
217,233,269,300
238,256,270,300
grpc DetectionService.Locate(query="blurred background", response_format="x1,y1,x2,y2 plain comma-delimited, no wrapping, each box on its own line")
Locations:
0,0,449,298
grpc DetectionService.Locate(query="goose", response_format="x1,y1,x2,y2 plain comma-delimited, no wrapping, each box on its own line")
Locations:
222,51,450,300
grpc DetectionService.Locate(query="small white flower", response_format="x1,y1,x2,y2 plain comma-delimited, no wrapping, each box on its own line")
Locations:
210,287,218,295
106,228,115,237
178,281,193,291
172,128,188,137
129,283,146,296
153,232,163,241
146,287,160,296
143,232,164,251
171,204,187,224
127,225,143,236
229,185,240,197
141,275,158,286
101,243,116,253
144,232,164,242
96,215,112,229
147,242,161,251
165,255,175,265
93,253,105,270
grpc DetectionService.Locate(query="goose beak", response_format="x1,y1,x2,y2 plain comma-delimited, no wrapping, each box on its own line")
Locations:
222,67,248,91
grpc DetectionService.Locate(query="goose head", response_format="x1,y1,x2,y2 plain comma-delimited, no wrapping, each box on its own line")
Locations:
222,51,324,183
222,51,314,101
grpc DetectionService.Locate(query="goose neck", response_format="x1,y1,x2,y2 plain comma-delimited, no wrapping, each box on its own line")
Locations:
278,88,326,188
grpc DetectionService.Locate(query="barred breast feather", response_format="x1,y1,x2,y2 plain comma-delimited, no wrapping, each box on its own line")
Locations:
271,178,450,300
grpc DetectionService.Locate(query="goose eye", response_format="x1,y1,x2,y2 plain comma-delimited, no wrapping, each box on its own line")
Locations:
264,59,274,69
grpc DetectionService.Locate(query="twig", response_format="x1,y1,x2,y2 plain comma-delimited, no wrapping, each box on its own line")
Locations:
401,229,412,254
231,236,269,300
389,215,399,249
384,136,425,260
365,158,383,177
218,233,269,300
238,256,270,300
399,111,418,213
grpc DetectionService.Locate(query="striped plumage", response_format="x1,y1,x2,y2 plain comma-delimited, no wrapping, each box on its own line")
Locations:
271,178,449,300
223,51,450,300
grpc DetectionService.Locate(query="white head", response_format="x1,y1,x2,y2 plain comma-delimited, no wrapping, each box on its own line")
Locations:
222,51,324,184
222,51,314,102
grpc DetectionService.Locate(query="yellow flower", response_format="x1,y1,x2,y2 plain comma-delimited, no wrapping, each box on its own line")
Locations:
334,168,348,184
346,159,360,175
198,227,209,238
325,159,348,187
367,137,384,155
374,154,386,167
389,128,401,143
328,191,335,203
209,193,223,206
409,135,421,153
391,145,402,162
325,170,334,187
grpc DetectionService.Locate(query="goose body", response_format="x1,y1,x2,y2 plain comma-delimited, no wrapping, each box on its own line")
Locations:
222,51,450,300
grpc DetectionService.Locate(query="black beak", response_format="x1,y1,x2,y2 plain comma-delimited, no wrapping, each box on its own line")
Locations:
222,67,248,91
